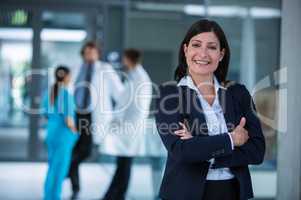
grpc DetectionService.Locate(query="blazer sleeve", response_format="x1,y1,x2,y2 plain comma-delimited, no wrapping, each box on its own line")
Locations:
214,84,266,168
155,84,233,164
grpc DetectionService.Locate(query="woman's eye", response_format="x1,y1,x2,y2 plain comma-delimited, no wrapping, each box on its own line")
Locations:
191,43,201,48
208,46,217,50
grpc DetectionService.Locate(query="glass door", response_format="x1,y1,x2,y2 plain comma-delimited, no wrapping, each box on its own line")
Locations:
0,9,33,159
0,8,93,160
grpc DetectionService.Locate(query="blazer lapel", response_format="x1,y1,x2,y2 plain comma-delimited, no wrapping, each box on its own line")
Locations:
218,88,236,132
180,86,208,136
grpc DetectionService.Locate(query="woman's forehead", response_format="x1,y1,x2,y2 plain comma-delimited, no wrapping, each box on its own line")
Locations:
190,32,219,43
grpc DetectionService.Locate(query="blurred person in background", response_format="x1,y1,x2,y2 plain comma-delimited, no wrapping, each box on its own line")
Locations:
42,66,79,200
69,41,125,199
155,19,265,200
100,48,152,200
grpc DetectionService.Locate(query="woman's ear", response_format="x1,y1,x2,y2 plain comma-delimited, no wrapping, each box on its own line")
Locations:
183,43,188,56
219,48,225,61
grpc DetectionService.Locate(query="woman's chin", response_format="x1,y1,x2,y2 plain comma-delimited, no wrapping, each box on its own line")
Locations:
190,69,215,77
190,65,216,75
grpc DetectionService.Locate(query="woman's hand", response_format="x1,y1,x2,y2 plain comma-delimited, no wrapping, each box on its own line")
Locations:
174,122,193,140
66,117,78,133
230,117,249,146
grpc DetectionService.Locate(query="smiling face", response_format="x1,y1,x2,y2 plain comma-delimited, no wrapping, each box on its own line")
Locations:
184,31,225,79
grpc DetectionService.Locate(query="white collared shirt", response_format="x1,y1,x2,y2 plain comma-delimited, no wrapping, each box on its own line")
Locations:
177,75,234,180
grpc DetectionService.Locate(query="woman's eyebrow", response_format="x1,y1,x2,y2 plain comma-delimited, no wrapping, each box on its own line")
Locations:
207,42,218,45
191,39,202,43
191,40,218,45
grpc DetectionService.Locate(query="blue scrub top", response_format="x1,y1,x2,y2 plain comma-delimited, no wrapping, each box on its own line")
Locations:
42,87,78,146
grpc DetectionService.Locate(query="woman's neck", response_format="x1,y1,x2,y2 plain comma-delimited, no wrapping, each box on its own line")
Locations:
190,73,216,106
56,82,68,88
190,73,214,89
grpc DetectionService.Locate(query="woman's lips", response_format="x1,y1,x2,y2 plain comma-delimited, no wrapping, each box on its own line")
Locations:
193,60,210,65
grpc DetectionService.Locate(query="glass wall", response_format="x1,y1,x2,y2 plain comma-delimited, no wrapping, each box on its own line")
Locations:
0,10,32,127
0,9,33,159
0,8,91,160
41,11,86,70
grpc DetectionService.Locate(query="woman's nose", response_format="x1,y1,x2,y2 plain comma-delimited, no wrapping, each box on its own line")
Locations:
198,47,209,58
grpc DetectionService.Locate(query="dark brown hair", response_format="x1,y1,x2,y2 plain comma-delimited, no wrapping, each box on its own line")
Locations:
50,66,70,105
124,48,142,64
174,19,230,83
80,41,101,57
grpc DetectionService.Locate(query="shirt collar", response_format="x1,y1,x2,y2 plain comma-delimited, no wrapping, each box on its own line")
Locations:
177,75,222,95
127,64,141,77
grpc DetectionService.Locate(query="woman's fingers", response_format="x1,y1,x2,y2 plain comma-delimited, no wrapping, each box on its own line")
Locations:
174,129,186,135
174,129,191,137
175,122,193,140
175,131,193,140
179,122,188,131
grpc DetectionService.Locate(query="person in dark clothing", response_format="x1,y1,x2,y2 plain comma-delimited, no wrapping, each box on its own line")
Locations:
69,41,125,200
68,42,99,199
155,19,265,200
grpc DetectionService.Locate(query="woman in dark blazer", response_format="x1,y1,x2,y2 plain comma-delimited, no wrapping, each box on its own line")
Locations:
155,19,265,200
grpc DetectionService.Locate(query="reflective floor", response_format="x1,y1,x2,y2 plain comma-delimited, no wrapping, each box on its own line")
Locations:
0,162,277,200
0,127,276,200
0,162,154,200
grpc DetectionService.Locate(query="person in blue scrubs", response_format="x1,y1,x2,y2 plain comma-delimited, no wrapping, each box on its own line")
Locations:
42,66,78,200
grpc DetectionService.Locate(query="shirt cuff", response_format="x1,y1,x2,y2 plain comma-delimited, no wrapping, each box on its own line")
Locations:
227,132,234,150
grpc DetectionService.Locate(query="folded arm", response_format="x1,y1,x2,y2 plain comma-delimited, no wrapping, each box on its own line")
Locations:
155,85,233,164
214,85,266,168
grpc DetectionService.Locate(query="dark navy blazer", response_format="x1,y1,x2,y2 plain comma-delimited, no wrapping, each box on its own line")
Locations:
155,81,265,200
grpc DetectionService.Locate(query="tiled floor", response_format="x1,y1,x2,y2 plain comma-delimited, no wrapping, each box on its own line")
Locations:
0,162,155,200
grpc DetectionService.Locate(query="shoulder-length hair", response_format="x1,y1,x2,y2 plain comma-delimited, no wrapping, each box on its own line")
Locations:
174,19,230,83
